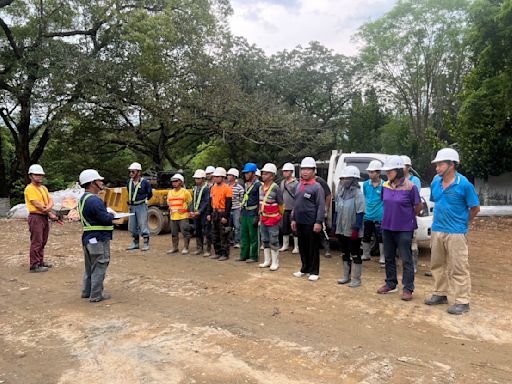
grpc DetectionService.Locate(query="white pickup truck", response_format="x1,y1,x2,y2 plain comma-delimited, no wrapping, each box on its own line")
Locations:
312,150,433,248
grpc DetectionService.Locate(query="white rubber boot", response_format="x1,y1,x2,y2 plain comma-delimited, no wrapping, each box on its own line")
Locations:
279,235,290,252
348,263,362,288
259,248,271,268
269,249,279,271
361,242,372,261
379,243,385,268
292,237,299,254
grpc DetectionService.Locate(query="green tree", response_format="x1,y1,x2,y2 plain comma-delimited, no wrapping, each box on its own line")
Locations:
357,0,471,170
345,88,389,152
456,0,512,178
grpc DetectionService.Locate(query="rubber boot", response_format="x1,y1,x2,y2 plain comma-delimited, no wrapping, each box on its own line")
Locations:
259,248,271,268
182,237,190,254
292,236,299,254
269,249,279,271
362,242,372,261
337,261,351,284
127,236,139,250
348,263,362,288
203,241,212,257
142,237,149,251
167,237,179,254
322,236,331,258
279,235,290,252
412,249,418,274
379,243,385,268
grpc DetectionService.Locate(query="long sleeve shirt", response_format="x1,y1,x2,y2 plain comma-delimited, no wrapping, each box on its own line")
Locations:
291,180,325,225
80,192,114,246
190,184,210,216
127,178,153,205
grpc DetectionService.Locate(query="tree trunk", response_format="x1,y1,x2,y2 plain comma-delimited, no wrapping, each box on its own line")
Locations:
0,128,9,197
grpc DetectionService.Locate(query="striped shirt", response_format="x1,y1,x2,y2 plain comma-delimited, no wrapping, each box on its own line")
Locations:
228,181,245,210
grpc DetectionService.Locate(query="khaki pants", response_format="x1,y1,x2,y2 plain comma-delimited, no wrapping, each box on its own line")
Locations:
430,232,471,304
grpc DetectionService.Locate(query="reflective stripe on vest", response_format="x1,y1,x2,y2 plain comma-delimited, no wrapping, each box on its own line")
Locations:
169,191,188,213
260,183,279,217
128,178,146,205
193,185,207,212
79,193,114,231
242,182,257,209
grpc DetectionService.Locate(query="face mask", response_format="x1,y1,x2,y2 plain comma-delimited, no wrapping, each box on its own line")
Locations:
341,179,353,189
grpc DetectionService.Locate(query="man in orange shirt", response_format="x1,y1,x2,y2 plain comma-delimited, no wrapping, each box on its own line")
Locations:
167,174,192,254
24,164,58,273
207,167,233,261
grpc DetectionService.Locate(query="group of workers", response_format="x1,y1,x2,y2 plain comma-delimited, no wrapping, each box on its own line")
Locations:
23,147,479,314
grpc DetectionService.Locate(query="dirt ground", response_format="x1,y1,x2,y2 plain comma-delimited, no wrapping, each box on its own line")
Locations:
1,217,512,384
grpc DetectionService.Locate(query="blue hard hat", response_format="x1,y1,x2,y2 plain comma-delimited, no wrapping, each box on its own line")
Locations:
242,162,258,173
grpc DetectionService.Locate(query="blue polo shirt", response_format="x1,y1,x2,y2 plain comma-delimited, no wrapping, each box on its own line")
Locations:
363,179,384,222
430,173,480,234
409,175,421,192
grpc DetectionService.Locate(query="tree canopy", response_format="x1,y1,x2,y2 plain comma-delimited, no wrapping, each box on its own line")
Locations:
1,0,510,200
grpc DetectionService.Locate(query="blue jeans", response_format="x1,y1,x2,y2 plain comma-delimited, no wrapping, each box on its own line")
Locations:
260,224,280,251
383,230,415,292
128,204,150,238
230,208,241,244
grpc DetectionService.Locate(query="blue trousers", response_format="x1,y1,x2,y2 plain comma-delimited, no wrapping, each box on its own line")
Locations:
383,230,415,292
128,203,150,239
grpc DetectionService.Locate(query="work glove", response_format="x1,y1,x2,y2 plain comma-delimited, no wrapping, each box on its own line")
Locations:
351,229,359,241
253,216,260,228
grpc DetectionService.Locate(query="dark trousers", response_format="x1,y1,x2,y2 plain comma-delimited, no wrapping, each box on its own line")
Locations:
28,214,49,268
297,223,320,275
363,220,382,243
81,240,110,301
194,215,207,250
212,213,230,257
337,235,362,264
204,221,212,251
383,230,415,292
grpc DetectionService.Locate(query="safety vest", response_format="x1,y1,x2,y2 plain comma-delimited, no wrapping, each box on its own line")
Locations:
193,185,207,212
168,189,189,213
128,178,146,205
242,182,258,210
78,193,114,231
260,183,280,217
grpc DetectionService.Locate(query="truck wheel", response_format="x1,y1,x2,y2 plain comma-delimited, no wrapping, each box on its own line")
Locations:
147,206,169,235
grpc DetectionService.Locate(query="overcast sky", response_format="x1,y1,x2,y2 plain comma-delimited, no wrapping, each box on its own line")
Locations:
229,0,396,56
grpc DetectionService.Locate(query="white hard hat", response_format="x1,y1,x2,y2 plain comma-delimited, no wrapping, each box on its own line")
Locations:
282,162,295,171
381,155,405,171
432,148,460,163
171,174,184,182
366,160,383,171
300,157,316,168
128,162,142,171
213,167,227,177
28,164,45,175
79,169,104,186
192,169,206,178
401,156,412,166
227,168,240,178
255,169,261,177
339,165,361,179
205,166,216,174
261,163,277,174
